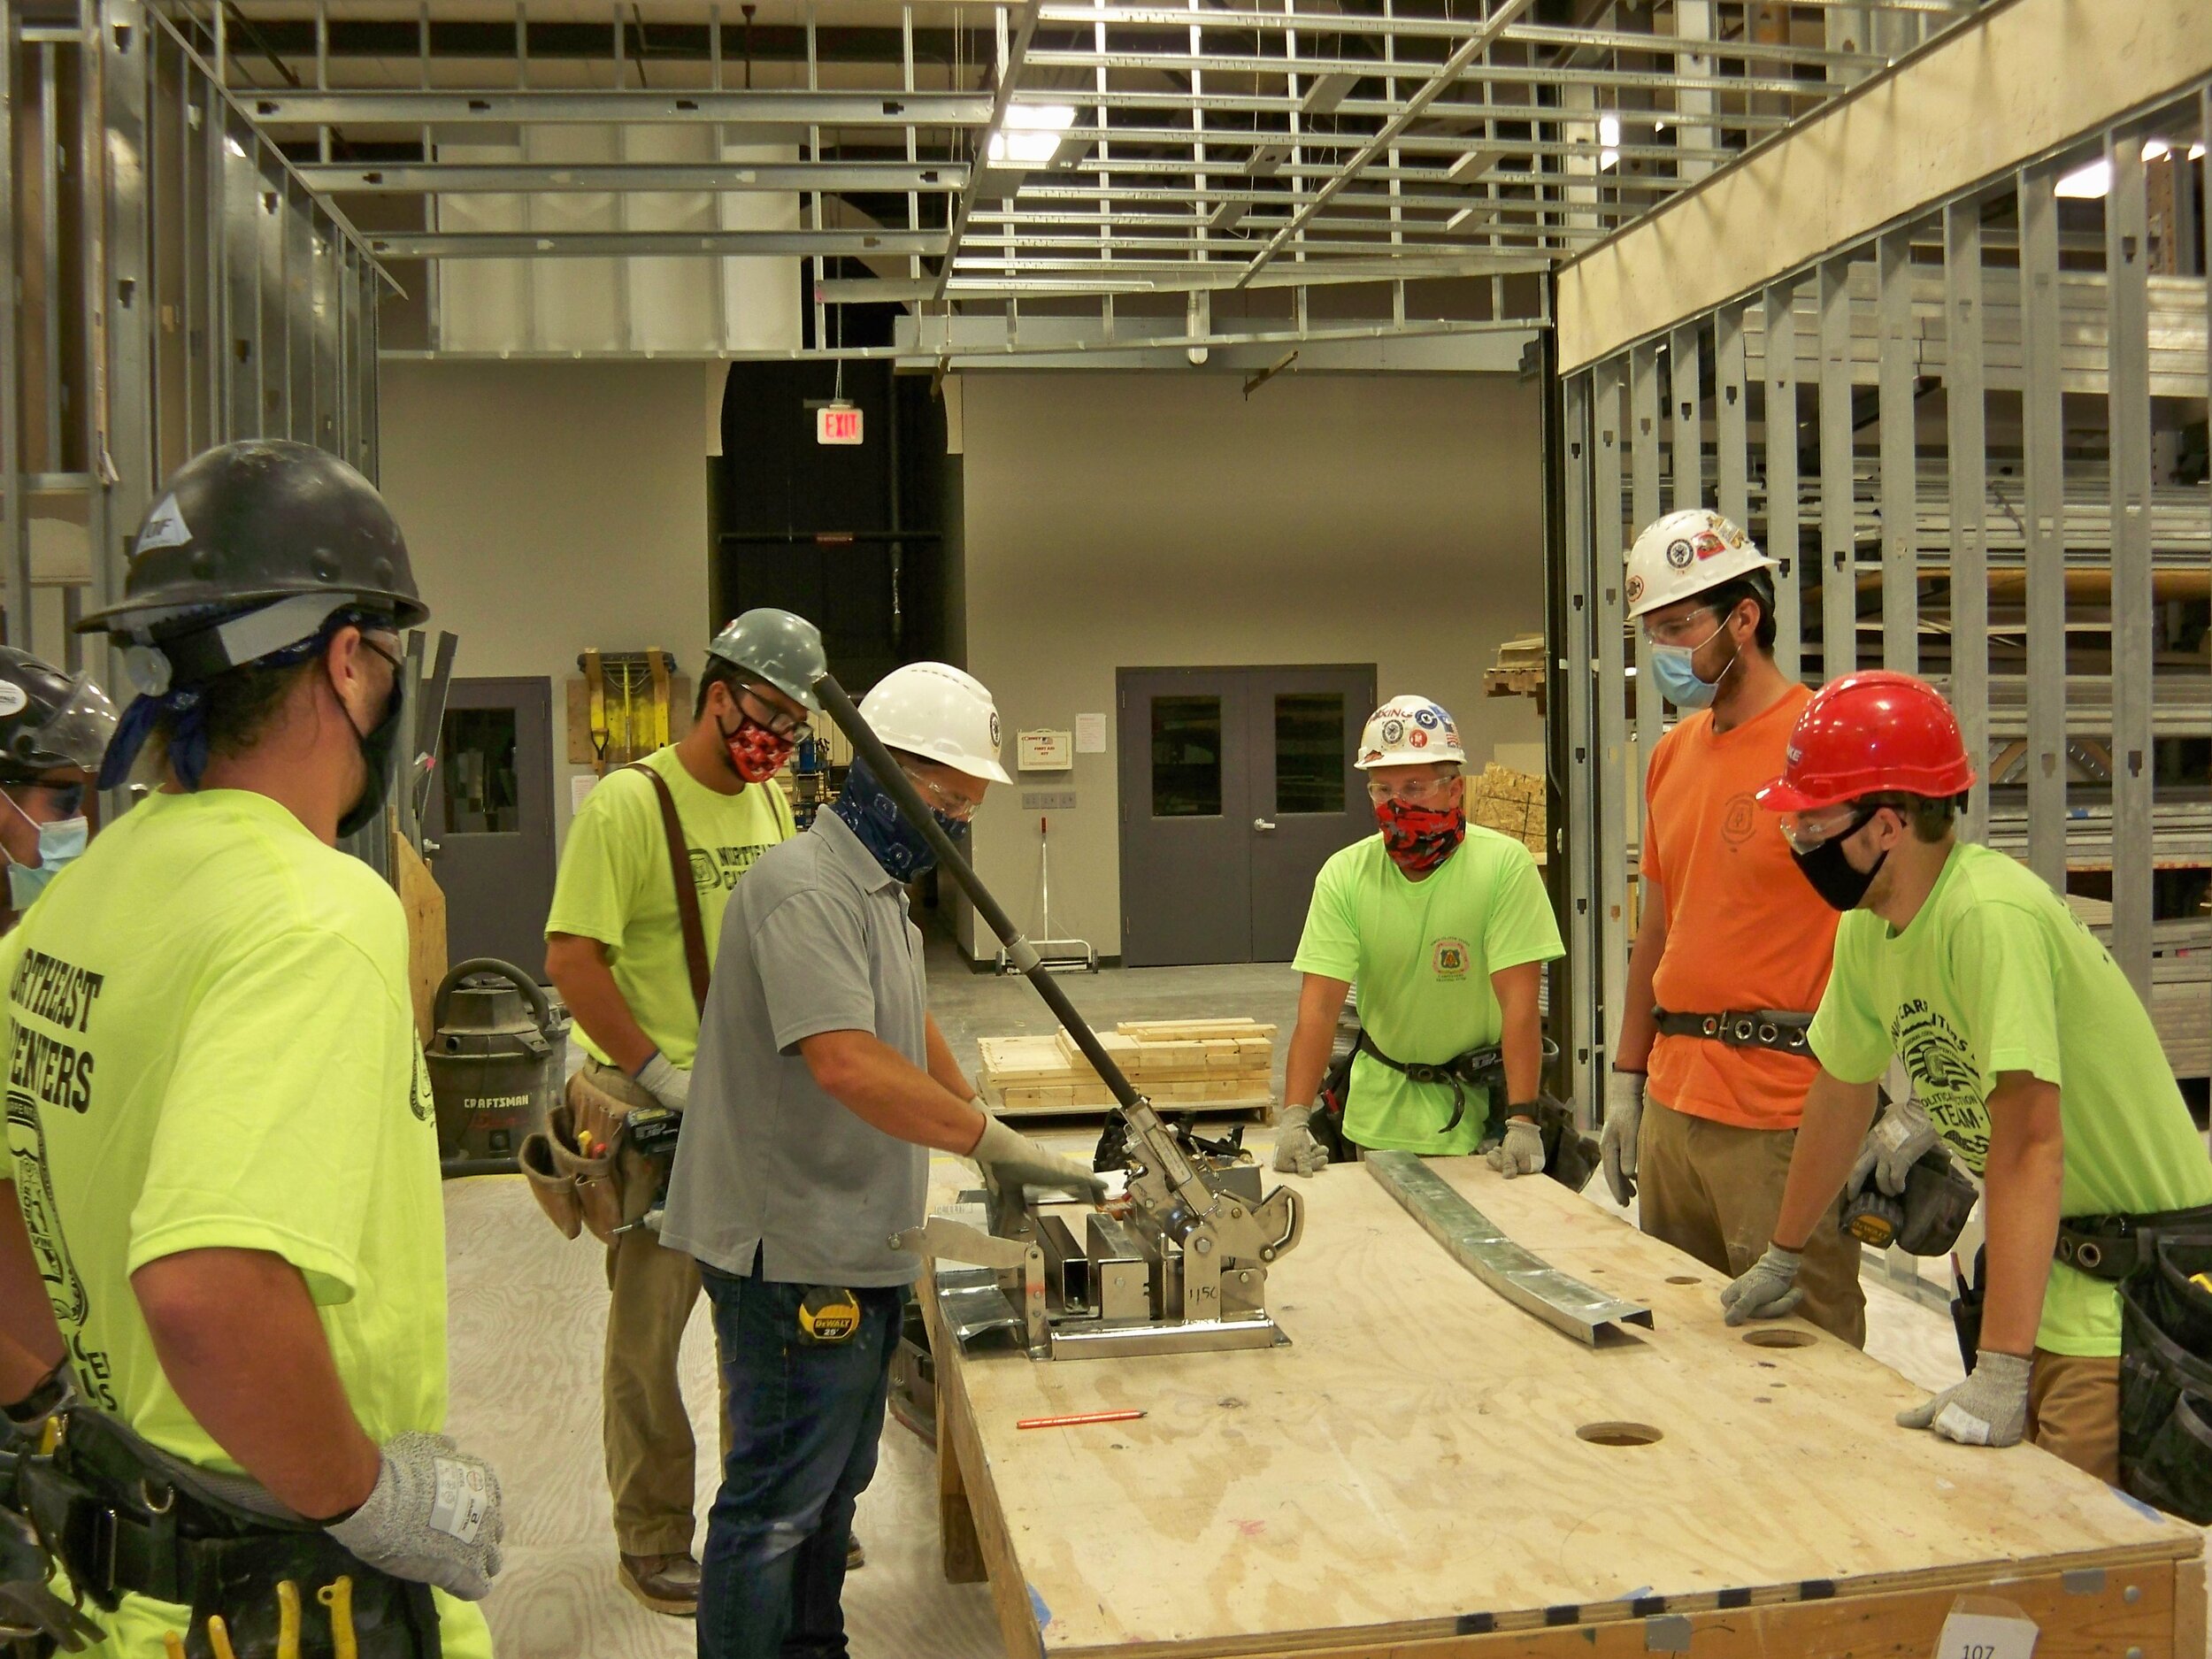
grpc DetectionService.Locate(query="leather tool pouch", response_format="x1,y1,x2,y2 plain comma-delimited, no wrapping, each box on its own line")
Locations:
562,1079,652,1242
518,1126,582,1240
2117,1227,2212,1523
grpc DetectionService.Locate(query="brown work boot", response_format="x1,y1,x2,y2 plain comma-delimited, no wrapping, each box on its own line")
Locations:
846,1532,865,1571
618,1552,702,1617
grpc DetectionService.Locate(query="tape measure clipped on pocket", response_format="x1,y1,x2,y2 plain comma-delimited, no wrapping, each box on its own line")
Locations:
798,1287,863,1345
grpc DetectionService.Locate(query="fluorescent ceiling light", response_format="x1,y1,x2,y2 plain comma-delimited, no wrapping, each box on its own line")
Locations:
1598,114,1621,148
2055,157,2110,199
2141,138,2171,161
1655,118,1668,132
2192,142,2208,161
225,134,248,159
987,104,1078,168
1601,149,1619,172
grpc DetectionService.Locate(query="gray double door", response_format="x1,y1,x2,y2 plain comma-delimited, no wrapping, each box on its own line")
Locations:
425,677,558,976
1118,665,1375,968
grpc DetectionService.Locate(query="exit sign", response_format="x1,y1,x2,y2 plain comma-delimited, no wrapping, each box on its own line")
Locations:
817,404,864,446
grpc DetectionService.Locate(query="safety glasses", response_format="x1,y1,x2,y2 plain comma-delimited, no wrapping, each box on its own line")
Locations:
738,681,811,741
901,765,984,823
1779,801,1878,856
1365,776,1459,808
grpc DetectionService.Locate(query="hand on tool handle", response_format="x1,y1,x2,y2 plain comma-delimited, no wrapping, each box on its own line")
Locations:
323,1432,503,1601
1718,1242,1806,1325
1271,1103,1330,1178
1599,1071,1645,1205
632,1051,691,1113
1484,1114,1546,1179
1847,1094,1939,1199
968,1109,1109,1202
1895,1350,2031,1448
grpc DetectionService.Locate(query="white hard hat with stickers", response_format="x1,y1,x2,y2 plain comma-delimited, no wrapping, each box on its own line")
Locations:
858,662,1011,784
1624,507,1778,620
1355,695,1466,771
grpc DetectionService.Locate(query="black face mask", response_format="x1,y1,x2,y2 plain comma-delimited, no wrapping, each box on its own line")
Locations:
337,641,405,840
1789,804,1886,912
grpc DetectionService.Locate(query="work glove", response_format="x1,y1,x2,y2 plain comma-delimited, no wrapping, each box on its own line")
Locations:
969,1110,1109,1203
1484,1115,1546,1179
1718,1242,1806,1325
1271,1104,1330,1178
633,1051,691,1113
1896,1350,2032,1448
325,1432,504,1601
1847,1095,1940,1198
1600,1071,1645,1205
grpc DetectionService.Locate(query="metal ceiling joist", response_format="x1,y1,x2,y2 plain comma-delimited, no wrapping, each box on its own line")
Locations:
236,88,994,127
364,228,948,259
297,160,970,194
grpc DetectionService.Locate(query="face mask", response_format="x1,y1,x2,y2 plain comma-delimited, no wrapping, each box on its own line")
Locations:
1789,804,1886,912
829,756,940,882
718,710,795,785
1374,795,1465,878
1648,613,1740,710
3,795,88,912
336,644,405,840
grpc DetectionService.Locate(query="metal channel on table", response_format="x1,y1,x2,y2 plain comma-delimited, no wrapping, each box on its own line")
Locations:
1364,1151,1653,1345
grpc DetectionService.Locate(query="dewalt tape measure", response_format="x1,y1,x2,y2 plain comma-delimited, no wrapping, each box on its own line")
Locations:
797,1287,862,1345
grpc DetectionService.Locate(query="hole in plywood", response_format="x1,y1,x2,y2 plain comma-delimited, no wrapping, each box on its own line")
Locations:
1665,1275,1700,1285
1576,1421,1663,1447
1742,1329,1816,1349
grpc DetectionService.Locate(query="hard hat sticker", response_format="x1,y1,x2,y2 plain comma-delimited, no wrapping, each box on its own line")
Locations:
134,495,193,557
0,684,26,718
1665,538,1694,569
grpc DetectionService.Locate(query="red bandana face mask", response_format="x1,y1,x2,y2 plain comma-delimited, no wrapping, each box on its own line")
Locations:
1374,796,1466,877
719,715,795,784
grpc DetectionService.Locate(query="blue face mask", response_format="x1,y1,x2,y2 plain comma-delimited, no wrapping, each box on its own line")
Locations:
830,756,944,882
4,795,88,912
1648,614,1737,710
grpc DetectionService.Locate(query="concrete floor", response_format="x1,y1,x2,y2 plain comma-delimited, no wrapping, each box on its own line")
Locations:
468,939,2210,1657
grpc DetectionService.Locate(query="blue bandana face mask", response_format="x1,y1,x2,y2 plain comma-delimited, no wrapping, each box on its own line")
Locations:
830,756,944,882
4,793,88,912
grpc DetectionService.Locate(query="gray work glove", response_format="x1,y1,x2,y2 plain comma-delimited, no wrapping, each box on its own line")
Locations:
1271,1104,1330,1178
1896,1350,2032,1448
1600,1071,1645,1205
633,1051,691,1113
1847,1095,1939,1198
1718,1242,1806,1325
1484,1116,1546,1179
968,1110,1109,1202
325,1432,504,1601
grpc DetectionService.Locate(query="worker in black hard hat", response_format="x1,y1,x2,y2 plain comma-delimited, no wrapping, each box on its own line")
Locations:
0,645,118,931
0,441,500,1657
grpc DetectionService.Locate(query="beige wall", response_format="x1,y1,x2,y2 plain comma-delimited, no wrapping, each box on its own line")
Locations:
377,360,719,851
957,371,1547,963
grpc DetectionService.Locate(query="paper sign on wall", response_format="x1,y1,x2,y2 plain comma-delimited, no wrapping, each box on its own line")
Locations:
1018,729,1073,772
571,773,598,815
1074,713,1107,754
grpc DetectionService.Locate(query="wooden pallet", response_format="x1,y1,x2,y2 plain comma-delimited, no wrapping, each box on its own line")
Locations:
923,1156,2205,1659
979,1019,1275,1117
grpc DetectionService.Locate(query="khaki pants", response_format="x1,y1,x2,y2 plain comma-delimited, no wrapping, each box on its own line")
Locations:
585,1059,729,1559
2028,1350,2120,1484
1638,1095,1868,1349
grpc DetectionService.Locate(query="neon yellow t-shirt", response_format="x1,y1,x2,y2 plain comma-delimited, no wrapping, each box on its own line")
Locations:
1293,830,1563,1154
0,788,488,1658
545,746,795,1068
1809,841,2212,1356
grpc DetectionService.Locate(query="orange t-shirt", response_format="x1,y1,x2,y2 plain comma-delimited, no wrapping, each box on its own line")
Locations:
1641,683,1839,1130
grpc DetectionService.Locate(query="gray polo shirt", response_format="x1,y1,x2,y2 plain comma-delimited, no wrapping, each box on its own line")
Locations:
661,810,931,1287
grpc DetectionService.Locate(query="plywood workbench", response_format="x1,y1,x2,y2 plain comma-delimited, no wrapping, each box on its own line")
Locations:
923,1156,2206,1659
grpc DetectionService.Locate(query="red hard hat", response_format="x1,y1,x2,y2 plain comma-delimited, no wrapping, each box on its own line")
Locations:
1756,671,1977,812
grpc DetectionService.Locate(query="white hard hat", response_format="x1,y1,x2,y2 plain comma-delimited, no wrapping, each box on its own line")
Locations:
859,662,1010,784
1624,508,1778,620
1356,695,1466,771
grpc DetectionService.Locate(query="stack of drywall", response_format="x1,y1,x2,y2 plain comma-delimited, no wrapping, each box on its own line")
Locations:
1467,763,1548,862
979,1018,1275,1114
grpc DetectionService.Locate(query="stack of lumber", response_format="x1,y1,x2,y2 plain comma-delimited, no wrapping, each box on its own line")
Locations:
1468,762,1548,861
1483,632,1546,701
979,1018,1274,1114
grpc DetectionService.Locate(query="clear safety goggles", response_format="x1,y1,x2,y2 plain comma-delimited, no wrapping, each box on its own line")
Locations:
1778,800,1878,856
19,676,120,773
1365,774,1459,807
901,765,984,823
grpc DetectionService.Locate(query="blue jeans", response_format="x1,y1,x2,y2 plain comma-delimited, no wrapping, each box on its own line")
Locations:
696,1259,903,1659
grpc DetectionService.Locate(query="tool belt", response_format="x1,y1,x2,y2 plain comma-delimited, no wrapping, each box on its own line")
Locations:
520,1066,673,1245
1349,1031,1503,1135
1653,1006,1814,1058
2055,1203,2212,1282
2117,1222,2212,1525
18,1408,439,1657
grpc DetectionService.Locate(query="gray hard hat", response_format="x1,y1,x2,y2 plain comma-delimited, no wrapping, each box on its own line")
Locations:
706,609,826,714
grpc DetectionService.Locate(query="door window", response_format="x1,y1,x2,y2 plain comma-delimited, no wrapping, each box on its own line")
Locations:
1151,695,1223,817
1273,692,1346,814
442,708,520,834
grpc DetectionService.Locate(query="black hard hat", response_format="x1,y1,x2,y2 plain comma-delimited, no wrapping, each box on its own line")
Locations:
0,647,119,783
78,440,426,639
